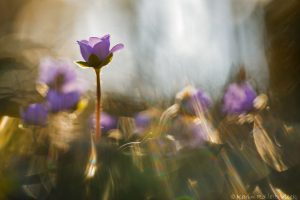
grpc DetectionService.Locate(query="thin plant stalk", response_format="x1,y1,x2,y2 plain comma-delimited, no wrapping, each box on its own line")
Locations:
95,68,101,141
84,68,101,179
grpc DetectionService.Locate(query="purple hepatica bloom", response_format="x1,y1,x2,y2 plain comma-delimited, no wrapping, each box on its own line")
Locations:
90,112,118,134
76,34,124,69
134,112,152,133
180,89,212,116
174,116,208,148
47,90,80,113
21,104,48,126
222,82,257,115
188,123,208,148
134,109,160,134
39,58,77,92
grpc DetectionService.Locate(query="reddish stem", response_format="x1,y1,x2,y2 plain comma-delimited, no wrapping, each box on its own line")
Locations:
95,68,101,141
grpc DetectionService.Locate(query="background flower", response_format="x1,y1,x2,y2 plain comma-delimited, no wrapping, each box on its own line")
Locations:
134,112,151,132
39,57,83,113
170,116,209,148
39,58,77,93
180,88,212,116
21,103,48,126
90,112,118,134
222,82,257,115
134,109,160,134
47,90,80,113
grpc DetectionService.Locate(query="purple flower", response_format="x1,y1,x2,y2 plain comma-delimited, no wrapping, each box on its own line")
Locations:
173,116,208,148
187,123,208,148
76,34,124,68
134,112,152,133
21,104,48,126
39,58,77,92
222,82,257,115
90,112,118,134
135,113,151,128
47,90,80,113
180,89,212,115
134,109,160,134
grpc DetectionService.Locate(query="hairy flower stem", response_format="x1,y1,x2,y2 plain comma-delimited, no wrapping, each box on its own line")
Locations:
95,68,101,141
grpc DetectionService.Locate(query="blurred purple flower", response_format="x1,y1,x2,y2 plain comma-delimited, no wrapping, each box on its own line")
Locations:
134,112,152,133
90,112,118,134
76,34,124,68
39,58,83,113
21,104,48,126
181,89,212,115
39,58,78,92
135,113,151,128
188,123,208,148
222,82,257,115
174,116,208,148
47,90,80,113
134,109,161,134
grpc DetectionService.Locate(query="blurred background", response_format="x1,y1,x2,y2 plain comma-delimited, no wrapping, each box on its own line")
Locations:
0,0,275,108
1,0,300,199
1,0,300,120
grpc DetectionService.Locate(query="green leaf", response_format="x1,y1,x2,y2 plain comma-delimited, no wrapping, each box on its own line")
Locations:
75,61,91,68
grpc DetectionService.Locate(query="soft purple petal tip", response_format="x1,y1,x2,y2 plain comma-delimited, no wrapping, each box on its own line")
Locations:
110,43,124,53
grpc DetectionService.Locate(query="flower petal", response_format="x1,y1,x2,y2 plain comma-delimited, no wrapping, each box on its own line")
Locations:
77,41,93,61
222,82,256,115
110,43,124,53
21,104,48,126
47,90,80,113
39,58,77,91
89,37,102,47
92,39,110,61
100,34,110,40
80,40,89,45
